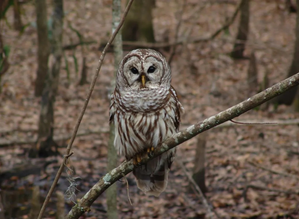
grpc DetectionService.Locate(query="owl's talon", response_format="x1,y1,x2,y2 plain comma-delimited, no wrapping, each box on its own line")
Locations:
133,154,142,166
146,147,155,153
146,147,155,158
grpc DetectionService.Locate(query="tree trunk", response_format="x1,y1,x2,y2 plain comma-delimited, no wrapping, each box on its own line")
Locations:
122,0,155,43
107,1,122,218
0,193,4,219
78,57,88,85
28,187,41,219
56,191,65,219
0,32,9,78
276,0,299,105
0,0,10,78
34,0,50,97
191,133,207,193
13,0,22,31
247,51,258,95
107,125,119,219
286,0,297,13
231,0,250,59
33,0,63,157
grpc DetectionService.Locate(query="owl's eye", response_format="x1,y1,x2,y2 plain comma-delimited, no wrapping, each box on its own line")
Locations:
147,66,156,73
130,67,139,74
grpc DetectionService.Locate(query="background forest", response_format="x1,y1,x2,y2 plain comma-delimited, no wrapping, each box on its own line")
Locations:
1,0,299,218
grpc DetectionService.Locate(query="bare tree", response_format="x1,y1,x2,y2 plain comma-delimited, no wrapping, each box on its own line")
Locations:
231,0,250,59
28,187,41,218
34,0,50,96
0,1,10,78
0,193,4,219
13,0,22,31
247,51,258,95
122,0,155,43
0,33,9,78
191,133,207,193
107,0,123,218
276,0,299,106
286,0,297,12
33,0,63,157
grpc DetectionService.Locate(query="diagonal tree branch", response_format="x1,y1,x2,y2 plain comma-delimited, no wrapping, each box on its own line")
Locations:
67,73,299,219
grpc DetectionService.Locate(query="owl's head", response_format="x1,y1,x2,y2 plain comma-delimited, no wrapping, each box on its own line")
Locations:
116,49,171,91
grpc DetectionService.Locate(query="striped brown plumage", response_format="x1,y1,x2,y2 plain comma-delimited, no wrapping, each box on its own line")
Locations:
110,49,183,196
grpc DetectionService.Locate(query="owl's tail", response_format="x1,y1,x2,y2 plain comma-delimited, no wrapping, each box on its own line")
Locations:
133,156,170,197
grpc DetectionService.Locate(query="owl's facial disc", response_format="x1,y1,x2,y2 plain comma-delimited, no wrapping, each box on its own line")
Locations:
121,53,168,90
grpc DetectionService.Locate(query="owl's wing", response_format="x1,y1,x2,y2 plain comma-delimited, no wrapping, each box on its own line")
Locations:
170,86,183,132
109,93,116,124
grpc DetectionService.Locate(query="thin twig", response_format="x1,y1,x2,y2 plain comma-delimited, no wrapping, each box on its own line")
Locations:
243,184,299,202
124,177,132,206
36,1,135,218
230,119,280,125
66,73,299,218
63,40,97,50
248,161,299,180
176,158,219,219
210,0,242,39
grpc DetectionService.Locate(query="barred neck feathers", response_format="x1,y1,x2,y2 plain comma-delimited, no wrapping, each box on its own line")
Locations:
116,86,170,113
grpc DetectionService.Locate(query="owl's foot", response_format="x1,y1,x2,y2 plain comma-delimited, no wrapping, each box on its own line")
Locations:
147,147,155,153
146,147,155,158
133,147,155,166
133,154,142,165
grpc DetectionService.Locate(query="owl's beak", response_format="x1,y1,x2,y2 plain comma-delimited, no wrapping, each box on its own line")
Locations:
141,74,146,87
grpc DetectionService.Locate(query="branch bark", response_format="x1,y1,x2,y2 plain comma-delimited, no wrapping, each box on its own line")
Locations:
66,73,299,219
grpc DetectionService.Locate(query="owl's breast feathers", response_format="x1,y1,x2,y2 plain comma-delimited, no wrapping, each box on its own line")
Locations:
116,86,170,113
109,86,182,158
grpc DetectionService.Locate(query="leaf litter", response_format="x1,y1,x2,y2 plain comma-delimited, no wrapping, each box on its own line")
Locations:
0,0,299,218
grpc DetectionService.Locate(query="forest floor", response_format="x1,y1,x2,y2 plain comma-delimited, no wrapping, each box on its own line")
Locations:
1,0,299,218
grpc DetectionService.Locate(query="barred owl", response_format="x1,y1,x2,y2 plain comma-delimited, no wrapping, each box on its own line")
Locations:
110,49,183,196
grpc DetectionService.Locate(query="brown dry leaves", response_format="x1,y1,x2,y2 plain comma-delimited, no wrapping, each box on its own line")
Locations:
1,0,299,218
